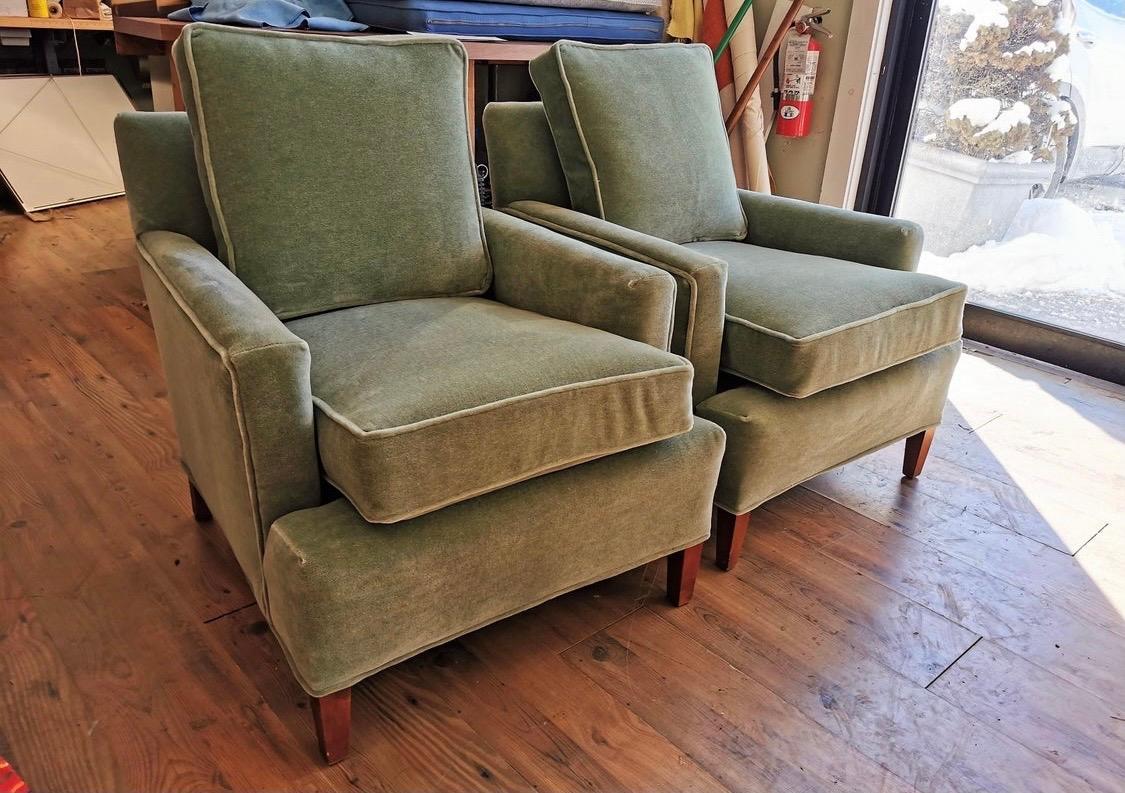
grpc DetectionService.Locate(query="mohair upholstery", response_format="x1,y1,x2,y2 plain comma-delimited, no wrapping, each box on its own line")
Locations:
529,42,746,244
114,113,216,252
265,419,726,696
483,208,675,348
482,102,570,211
480,88,965,521
286,296,693,523
698,343,960,514
173,24,490,319
685,240,967,398
739,189,924,272
118,43,729,717
135,231,321,607
504,200,727,405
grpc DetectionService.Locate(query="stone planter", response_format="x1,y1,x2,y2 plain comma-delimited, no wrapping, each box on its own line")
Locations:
894,142,1057,256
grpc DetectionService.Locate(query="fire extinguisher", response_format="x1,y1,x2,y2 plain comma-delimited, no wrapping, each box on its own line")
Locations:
776,12,831,138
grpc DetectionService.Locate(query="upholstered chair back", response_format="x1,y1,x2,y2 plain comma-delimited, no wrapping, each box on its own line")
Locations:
529,41,746,245
172,24,491,319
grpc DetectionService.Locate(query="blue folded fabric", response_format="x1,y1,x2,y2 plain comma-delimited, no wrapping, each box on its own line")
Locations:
347,0,665,42
169,0,367,31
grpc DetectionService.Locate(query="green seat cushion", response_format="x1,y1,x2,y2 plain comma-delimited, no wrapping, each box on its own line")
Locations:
173,24,489,319
264,419,725,696
684,241,967,398
698,343,959,514
530,42,746,244
285,297,694,523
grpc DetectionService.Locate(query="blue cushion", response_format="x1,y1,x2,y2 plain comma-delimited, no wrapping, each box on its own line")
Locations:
347,0,665,42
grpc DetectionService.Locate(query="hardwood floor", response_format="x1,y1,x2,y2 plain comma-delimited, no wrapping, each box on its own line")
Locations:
1,199,1122,792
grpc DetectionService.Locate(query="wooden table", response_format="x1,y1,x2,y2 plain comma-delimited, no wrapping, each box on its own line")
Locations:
113,16,550,141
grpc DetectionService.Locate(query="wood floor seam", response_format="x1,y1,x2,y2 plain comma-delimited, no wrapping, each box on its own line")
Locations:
923,635,982,690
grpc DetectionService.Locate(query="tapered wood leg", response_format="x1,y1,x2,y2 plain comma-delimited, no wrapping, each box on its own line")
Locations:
188,481,211,522
665,543,703,606
903,427,936,479
714,509,750,571
311,688,351,765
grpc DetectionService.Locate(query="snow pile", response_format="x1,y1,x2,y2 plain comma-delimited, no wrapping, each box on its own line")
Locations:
948,98,1031,137
976,101,1031,136
949,97,1002,126
940,0,1009,49
920,198,1125,295
1003,39,1058,58
1047,53,1069,82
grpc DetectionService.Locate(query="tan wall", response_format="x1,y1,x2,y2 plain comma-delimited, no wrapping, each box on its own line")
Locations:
751,0,854,202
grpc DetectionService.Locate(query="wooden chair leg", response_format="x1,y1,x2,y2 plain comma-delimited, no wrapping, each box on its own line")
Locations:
903,427,936,479
311,688,351,765
665,543,703,607
188,481,211,522
714,509,750,571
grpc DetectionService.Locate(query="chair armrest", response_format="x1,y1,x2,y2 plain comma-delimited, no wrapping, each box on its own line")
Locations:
484,208,676,350
503,201,726,405
738,189,924,272
136,231,321,609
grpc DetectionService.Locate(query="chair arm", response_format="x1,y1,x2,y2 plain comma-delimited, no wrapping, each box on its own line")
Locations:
484,209,676,351
136,231,321,610
503,201,727,405
738,189,924,272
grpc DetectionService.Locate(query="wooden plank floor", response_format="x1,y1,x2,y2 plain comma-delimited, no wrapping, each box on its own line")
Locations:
1,199,1122,792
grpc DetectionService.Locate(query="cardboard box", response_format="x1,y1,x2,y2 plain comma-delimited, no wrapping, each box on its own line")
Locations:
111,0,187,16
64,0,101,18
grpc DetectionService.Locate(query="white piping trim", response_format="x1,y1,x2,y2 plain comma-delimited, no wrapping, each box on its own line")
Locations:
723,285,966,344
718,339,964,399
506,205,719,364
180,25,490,286
182,29,237,274
314,363,692,439
137,239,277,588
554,43,605,219
323,420,692,525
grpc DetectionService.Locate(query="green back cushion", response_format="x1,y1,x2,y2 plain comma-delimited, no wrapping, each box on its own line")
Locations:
530,41,746,244
173,24,490,319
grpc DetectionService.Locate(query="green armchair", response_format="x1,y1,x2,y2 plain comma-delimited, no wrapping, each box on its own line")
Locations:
484,41,967,571
115,25,726,764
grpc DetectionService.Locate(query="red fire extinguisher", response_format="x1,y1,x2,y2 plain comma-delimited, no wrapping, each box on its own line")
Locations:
776,15,829,138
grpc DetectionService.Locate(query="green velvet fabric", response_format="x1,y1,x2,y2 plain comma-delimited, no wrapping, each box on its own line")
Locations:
114,112,216,253
285,297,694,523
738,190,924,272
173,24,490,319
530,42,746,244
485,208,675,349
136,231,321,608
482,102,570,211
684,240,966,398
698,343,960,514
264,419,726,696
505,201,726,405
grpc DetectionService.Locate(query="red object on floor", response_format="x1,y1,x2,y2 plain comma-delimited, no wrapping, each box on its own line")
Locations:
0,758,29,793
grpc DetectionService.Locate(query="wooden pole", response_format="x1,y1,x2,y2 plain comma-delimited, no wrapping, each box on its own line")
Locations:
725,0,803,135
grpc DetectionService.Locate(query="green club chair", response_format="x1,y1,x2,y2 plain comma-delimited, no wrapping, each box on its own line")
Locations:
484,41,967,571
115,25,726,764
